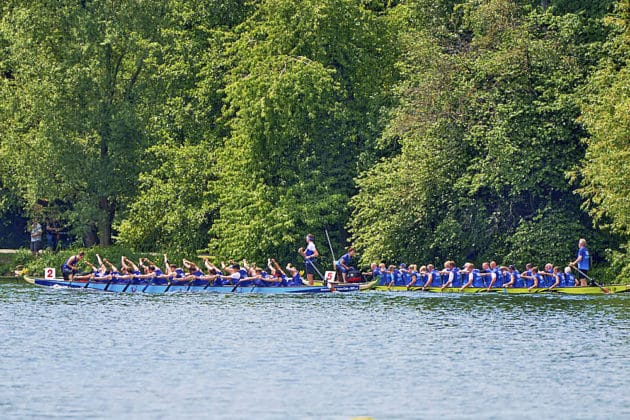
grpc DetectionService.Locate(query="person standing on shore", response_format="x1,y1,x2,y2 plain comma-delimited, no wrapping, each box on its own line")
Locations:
298,233,319,286
571,238,590,287
30,219,43,256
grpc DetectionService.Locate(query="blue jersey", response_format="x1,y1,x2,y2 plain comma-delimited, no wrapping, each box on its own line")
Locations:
402,270,413,286
258,273,275,287
336,253,354,268
542,269,554,288
235,269,253,287
153,269,168,285
522,270,533,288
427,270,440,287
551,272,562,287
130,270,146,284
451,268,461,287
379,271,391,286
492,268,503,287
304,241,317,266
289,273,302,286
512,270,524,288
471,269,484,287
563,272,576,287
62,255,80,270
577,247,590,270
190,270,206,286
441,269,451,286
407,270,419,286
393,269,406,286
414,271,426,287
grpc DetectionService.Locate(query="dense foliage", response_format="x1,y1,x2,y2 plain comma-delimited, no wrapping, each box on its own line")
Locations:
0,0,627,282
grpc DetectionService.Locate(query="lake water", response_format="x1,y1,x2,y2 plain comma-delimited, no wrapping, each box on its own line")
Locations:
1,281,629,419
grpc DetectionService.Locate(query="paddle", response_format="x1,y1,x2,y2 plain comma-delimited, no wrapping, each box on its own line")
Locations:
324,228,339,286
308,260,325,280
408,286,430,292
572,266,610,294
231,279,244,292
324,228,337,268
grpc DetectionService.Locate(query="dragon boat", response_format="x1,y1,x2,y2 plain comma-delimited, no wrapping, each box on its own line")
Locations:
371,285,630,295
23,276,377,294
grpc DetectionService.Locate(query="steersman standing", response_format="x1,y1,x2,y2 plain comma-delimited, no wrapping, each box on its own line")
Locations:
571,238,590,287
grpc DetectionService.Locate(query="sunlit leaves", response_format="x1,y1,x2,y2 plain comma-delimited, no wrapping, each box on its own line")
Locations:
349,0,607,267
577,0,630,282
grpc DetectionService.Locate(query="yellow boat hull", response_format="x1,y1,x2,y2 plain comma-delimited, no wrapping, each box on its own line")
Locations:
370,285,630,295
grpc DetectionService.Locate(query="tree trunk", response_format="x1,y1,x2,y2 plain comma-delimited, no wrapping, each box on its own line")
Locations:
98,196,114,246
83,224,99,247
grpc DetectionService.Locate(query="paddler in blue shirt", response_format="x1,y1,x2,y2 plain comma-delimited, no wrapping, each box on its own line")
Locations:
501,265,521,288
140,257,167,285
480,261,497,290
460,263,483,291
61,251,85,281
386,264,406,289
267,259,290,286
521,263,533,287
218,264,245,286
548,266,563,290
440,261,460,290
396,263,407,286
202,258,225,286
284,263,303,286
362,262,379,281
375,263,388,285
422,264,440,291
182,259,207,286
522,267,542,291
335,247,357,283
563,267,576,287
121,256,142,276
405,264,423,289
490,261,503,288
164,254,185,281
536,263,553,288
439,261,452,290
82,258,102,278
101,258,132,285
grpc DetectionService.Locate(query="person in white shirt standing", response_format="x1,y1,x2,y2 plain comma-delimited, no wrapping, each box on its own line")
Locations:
30,219,43,256
298,233,319,286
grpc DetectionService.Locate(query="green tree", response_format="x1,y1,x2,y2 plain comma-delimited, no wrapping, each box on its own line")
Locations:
115,1,250,253
0,0,171,245
210,0,398,262
349,0,605,267
577,0,630,282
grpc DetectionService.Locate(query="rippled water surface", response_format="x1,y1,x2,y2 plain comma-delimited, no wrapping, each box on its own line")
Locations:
1,281,629,419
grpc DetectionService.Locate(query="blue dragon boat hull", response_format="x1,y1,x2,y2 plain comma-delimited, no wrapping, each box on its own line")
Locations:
24,276,364,294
